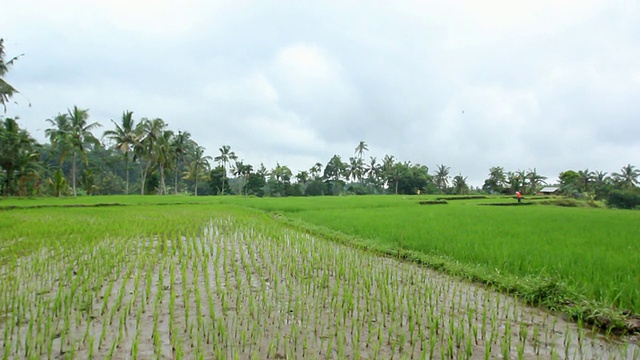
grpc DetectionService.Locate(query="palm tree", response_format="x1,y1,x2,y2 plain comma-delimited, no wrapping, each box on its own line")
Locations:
134,118,166,195
170,131,191,194
155,129,174,195
347,157,364,183
452,173,469,195
45,113,72,167
576,169,595,193
103,110,137,194
483,166,506,194
309,162,323,179
526,168,547,194
355,140,368,159
612,164,640,190
0,38,22,112
14,147,42,196
186,144,211,196
66,106,101,196
366,156,381,192
296,170,309,185
231,159,252,195
380,155,396,191
214,145,237,195
46,107,100,196
433,164,450,193
0,117,38,195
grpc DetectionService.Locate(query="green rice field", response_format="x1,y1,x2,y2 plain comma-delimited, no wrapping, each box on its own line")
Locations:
0,195,638,359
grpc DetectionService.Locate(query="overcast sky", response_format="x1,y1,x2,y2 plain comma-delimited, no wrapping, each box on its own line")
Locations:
2,0,639,187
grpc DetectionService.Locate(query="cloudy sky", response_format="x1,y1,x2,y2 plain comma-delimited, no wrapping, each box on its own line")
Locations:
2,0,639,187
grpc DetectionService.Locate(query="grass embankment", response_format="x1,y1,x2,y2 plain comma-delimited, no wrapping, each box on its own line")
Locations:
219,195,640,333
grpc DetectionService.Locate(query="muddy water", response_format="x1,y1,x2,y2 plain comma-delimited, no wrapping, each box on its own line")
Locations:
0,217,638,359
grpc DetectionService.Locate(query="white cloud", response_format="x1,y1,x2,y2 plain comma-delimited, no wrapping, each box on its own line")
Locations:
2,0,639,186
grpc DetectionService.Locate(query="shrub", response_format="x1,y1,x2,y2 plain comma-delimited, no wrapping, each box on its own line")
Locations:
607,189,640,209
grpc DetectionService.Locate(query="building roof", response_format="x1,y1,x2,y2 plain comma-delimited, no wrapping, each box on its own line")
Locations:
538,186,560,193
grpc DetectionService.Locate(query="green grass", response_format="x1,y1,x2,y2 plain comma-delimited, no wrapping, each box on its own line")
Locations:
1,194,639,331
213,195,640,316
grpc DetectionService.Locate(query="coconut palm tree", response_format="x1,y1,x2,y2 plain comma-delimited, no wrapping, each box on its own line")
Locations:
452,173,469,195
231,159,253,195
170,131,191,194
612,164,640,190
526,168,547,194
214,145,237,195
0,38,22,112
155,128,174,194
186,144,211,196
46,106,100,196
433,164,450,193
45,113,72,167
366,156,381,192
0,117,38,195
134,118,166,195
309,162,323,179
66,106,101,196
347,156,364,183
103,110,137,194
355,140,368,160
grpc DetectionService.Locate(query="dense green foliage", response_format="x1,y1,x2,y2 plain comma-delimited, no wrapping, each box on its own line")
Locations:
608,189,640,209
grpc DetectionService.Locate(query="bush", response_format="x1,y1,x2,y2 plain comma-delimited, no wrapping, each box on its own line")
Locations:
607,189,640,209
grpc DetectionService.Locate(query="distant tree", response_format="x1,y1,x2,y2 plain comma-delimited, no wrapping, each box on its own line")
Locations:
593,171,611,200
309,162,323,179
558,170,580,195
103,110,137,194
209,165,228,195
482,166,506,194
525,168,547,194
155,128,174,194
506,170,526,195
0,38,23,112
347,156,364,183
295,170,309,185
577,169,595,193
612,164,640,190
170,131,191,194
214,145,237,195
366,156,382,193
46,106,100,196
355,140,368,159
395,163,431,195
323,155,345,182
45,113,72,171
433,164,450,193
185,144,211,196
0,117,39,195
231,160,252,195
269,163,293,196
134,118,166,195
452,173,469,195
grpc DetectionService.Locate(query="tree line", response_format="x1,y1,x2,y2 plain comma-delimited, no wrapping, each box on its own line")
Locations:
2,39,640,206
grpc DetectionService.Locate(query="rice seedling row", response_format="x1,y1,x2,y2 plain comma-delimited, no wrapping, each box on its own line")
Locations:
0,207,638,359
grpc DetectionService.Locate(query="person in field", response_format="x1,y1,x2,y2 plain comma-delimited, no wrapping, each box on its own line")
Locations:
516,190,522,203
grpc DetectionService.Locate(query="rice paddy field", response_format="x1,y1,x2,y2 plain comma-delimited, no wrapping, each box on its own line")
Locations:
0,195,639,359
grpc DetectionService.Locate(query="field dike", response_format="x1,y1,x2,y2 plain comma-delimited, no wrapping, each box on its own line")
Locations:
0,214,638,359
